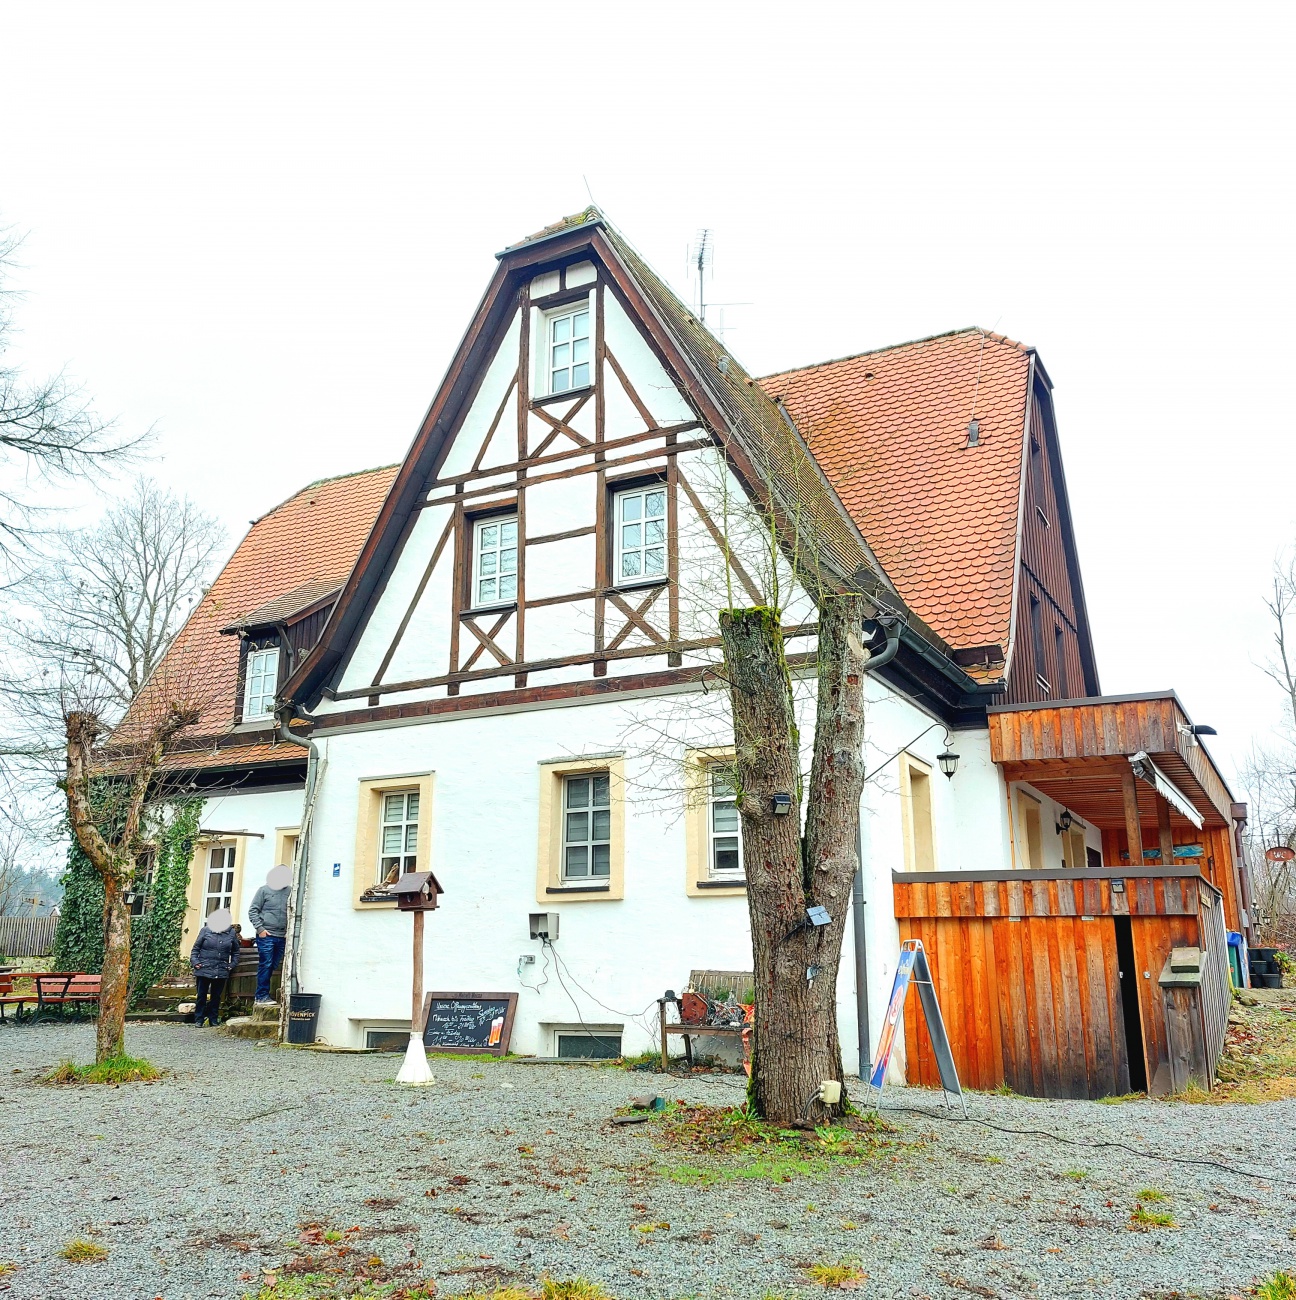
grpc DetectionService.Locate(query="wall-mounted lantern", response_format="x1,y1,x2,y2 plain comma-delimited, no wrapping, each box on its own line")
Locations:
1056,809,1073,835
936,749,959,779
771,792,794,816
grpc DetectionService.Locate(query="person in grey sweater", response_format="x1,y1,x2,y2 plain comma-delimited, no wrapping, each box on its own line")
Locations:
190,908,240,1026
249,864,291,1006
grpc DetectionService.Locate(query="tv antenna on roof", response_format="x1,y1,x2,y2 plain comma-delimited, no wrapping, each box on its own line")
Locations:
689,228,712,322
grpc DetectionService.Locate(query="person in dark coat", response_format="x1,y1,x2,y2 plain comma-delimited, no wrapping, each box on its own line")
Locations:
190,907,240,1026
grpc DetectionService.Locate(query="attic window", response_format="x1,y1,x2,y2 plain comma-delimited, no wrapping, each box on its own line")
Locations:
243,645,280,720
547,306,590,394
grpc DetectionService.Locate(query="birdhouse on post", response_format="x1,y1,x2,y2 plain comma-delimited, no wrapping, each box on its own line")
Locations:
389,871,446,1087
389,870,444,912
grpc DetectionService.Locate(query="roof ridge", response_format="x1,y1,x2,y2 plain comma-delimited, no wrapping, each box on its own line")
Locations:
760,327,1032,385
250,463,399,526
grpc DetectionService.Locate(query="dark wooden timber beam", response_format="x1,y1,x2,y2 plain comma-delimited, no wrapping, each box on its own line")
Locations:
1121,766,1144,866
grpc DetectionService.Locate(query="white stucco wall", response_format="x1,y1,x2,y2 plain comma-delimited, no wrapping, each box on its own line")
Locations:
296,679,1015,1066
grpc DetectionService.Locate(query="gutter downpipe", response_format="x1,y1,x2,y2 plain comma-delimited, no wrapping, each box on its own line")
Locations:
852,616,903,1079
276,703,320,1043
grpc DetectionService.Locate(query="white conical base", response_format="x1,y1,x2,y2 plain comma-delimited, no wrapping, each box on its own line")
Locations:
395,1032,436,1085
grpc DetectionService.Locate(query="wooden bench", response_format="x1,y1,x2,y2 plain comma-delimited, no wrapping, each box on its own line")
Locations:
0,972,101,1024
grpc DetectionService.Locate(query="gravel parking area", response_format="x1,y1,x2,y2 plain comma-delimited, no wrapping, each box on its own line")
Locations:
1,1022,1294,1299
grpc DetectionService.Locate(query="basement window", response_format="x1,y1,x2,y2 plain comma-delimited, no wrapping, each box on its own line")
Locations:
556,1030,622,1059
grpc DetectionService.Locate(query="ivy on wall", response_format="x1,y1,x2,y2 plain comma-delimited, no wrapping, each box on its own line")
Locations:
52,795,205,1006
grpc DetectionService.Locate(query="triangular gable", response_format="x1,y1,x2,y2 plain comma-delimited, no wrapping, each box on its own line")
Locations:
285,211,959,709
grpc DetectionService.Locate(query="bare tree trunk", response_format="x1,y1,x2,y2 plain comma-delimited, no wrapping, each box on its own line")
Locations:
98,875,132,1060
720,596,869,1123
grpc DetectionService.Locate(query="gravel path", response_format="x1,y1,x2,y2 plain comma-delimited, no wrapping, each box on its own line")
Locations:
1,1023,1294,1299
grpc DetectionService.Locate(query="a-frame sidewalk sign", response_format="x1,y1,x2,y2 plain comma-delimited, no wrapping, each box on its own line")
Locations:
864,938,966,1115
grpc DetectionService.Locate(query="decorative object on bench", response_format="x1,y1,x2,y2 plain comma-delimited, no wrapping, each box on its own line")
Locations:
659,968,755,1074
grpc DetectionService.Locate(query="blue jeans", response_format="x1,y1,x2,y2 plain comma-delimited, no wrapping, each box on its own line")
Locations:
255,934,286,1002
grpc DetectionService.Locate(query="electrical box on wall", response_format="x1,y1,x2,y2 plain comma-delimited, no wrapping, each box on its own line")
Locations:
529,912,559,941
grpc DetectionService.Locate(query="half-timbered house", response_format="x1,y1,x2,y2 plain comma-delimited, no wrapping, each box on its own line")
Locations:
130,209,1251,1096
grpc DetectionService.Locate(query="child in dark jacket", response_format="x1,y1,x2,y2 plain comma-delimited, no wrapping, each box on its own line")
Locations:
190,908,240,1026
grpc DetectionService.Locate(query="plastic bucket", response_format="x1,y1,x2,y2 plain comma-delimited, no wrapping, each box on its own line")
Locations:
287,993,322,1044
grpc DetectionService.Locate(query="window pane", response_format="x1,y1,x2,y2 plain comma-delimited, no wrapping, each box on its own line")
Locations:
499,574,517,601
573,311,588,336
566,777,589,809
621,523,641,548
712,802,739,834
646,490,666,516
405,792,419,819
500,520,517,545
713,840,741,873
552,316,570,342
621,552,641,577
621,494,641,521
480,523,498,549
566,811,589,843
592,773,610,807
565,845,588,876
478,577,497,603
500,547,516,573
645,519,665,543
383,794,404,821
552,342,569,368
552,369,570,392
592,809,610,841
207,871,223,892
572,362,589,388
480,551,497,576
645,548,665,575
404,825,418,854
380,857,400,883
382,825,403,853
592,844,611,876
572,337,588,363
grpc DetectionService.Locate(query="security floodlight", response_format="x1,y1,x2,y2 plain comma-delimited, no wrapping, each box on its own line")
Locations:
771,793,794,816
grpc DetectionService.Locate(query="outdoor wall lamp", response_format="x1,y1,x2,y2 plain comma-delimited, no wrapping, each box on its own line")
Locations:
936,749,959,779
771,792,794,816
1056,809,1074,835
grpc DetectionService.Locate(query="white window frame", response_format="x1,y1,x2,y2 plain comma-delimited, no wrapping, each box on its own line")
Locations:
612,485,668,587
471,515,519,609
545,303,592,396
377,789,421,885
707,765,743,879
203,844,236,917
561,771,611,881
243,646,280,720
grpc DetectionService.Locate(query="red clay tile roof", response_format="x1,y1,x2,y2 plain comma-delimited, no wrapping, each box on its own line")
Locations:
761,330,1031,651
118,465,398,763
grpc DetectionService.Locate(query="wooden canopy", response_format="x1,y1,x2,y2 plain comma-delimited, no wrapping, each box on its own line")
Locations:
988,691,1248,933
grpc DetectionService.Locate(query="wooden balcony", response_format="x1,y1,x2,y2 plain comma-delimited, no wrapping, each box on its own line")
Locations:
893,866,1231,1100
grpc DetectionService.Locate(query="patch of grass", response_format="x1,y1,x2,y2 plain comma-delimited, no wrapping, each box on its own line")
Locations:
1129,1203,1176,1230
804,1259,867,1289
651,1103,899,1185
246,1276,438,1299
43,1054,161,1085
1136,1187,1168,1202
539,1282,612,1300
0,1263,16,1277
618,1050,663,1071
58,1239,108,1263
1064,1169,1088,1181
1183,1001,1296,1104
1094,1091,1144,1105
1257,1272,1296,1300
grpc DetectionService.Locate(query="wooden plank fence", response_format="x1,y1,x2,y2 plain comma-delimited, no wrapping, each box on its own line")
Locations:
0,915,58,958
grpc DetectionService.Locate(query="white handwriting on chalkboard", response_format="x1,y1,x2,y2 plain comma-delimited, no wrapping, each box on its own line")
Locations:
423,999,509,1049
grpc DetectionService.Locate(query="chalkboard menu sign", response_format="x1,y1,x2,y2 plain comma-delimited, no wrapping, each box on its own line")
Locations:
421,991,518,1055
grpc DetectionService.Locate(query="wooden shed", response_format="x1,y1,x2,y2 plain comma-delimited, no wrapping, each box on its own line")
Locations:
894,693,1245,1099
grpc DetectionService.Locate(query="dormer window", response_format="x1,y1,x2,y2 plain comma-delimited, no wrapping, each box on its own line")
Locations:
243,645,280,719
547,306,590,394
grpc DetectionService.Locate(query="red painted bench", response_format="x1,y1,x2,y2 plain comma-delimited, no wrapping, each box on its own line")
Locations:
0,972,101,1024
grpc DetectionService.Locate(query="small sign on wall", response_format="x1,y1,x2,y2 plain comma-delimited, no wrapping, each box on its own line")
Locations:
332,863,341,877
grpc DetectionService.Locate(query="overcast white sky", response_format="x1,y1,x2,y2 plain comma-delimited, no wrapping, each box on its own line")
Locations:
3,2,1293,787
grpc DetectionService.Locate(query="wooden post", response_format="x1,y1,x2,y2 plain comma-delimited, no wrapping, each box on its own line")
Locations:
1156,795,1175,871
1121,768,1144,866
412,909,425,1033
